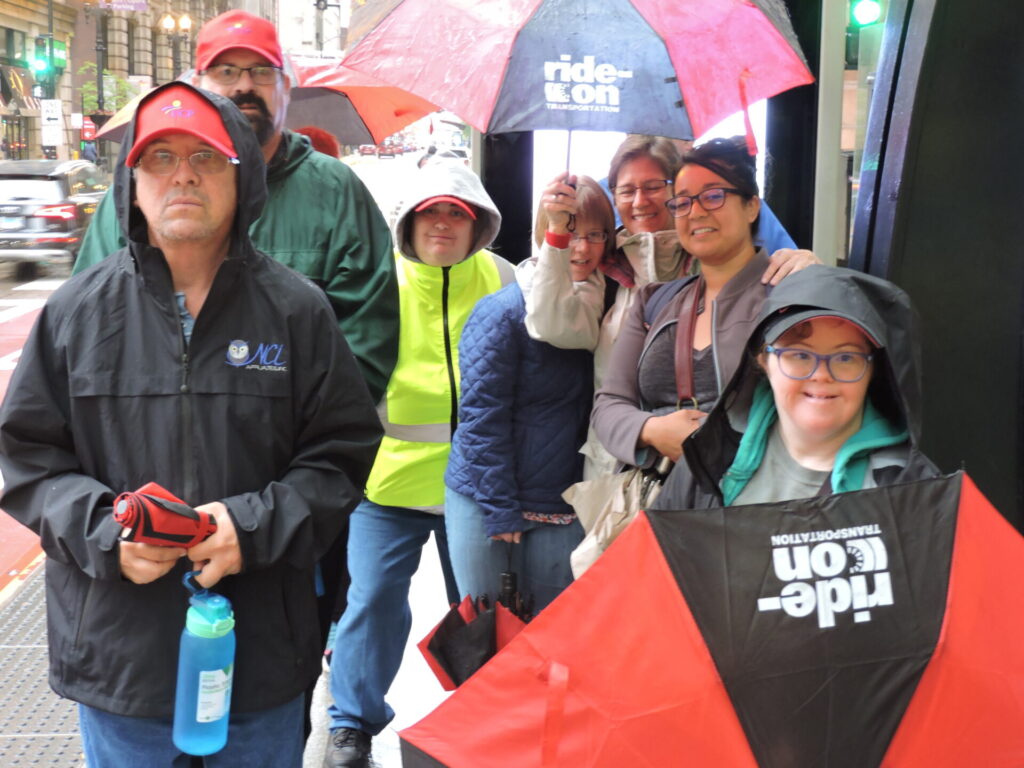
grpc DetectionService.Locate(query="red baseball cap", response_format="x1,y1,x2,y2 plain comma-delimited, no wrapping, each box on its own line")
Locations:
414,196,477,219
195,10,283,72
125,84,237,167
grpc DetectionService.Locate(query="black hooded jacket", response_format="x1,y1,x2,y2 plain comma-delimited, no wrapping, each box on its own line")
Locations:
0,84,383,717
654,265,938,511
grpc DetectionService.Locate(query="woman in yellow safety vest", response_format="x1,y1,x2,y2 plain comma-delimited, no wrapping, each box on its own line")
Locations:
324,162,514,767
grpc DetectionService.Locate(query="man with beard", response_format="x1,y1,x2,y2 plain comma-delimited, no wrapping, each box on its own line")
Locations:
0,81,382,767
74,10,397,405
72,10,397,738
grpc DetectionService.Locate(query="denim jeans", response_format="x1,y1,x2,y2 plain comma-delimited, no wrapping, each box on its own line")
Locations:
78,695,303,768
444,487,584,614
327,498,457,734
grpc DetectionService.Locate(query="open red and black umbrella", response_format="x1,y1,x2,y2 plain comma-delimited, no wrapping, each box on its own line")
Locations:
400,473,1024,766
342,0,814,143
289,56,440,144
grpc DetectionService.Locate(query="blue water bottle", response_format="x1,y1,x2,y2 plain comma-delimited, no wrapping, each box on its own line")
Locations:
173,571,236,756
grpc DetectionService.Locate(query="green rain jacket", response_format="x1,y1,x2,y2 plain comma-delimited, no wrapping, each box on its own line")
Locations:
74,130,398,401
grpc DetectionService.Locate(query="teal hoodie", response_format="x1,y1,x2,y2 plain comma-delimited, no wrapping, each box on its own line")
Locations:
652,265,937,512
720,380,909,504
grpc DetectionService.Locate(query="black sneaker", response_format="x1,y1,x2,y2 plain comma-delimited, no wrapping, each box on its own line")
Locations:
323,727,372,768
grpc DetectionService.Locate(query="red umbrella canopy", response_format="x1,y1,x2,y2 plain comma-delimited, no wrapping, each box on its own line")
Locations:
342,0,814,141
290,56,440,144
400,473,1024,766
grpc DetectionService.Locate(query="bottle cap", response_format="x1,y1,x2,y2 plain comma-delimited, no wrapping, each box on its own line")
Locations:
182,571,235,638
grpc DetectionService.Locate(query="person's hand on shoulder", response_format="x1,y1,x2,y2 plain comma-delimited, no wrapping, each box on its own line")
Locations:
187,502,242,589
119,541,186,584
761,249,821,285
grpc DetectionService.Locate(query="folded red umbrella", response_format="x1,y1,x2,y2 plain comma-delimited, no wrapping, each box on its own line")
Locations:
113,482,216,548
418,592,528,692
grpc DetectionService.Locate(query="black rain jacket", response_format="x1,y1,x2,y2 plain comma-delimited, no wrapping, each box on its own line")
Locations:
0,83,383,717
654,265,938,510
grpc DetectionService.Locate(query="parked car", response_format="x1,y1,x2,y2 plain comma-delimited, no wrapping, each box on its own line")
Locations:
0,159,109,279
435,148,470,167
358,144,377,156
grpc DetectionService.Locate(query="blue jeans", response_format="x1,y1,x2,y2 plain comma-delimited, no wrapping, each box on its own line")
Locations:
444,487,584,614
328,499,457,734
78,695,303,768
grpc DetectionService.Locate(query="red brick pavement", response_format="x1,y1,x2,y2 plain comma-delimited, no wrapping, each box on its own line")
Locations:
0,300,44,597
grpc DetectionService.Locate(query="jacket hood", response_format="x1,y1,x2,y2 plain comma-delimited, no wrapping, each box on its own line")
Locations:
615,228,687,285
114,82,267,259
751,265,922,443
681,265,925,502
393,163,501,263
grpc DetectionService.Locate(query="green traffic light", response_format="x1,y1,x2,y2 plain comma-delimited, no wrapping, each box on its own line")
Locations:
851,0,883,26
32,59,49,73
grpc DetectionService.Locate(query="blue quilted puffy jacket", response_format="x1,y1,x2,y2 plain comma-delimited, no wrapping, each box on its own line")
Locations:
445,282,593,537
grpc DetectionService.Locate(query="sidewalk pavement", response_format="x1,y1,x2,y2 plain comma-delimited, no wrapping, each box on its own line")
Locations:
0,519,451,768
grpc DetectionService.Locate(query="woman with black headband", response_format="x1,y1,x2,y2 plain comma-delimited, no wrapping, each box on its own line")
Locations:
592,136,809,470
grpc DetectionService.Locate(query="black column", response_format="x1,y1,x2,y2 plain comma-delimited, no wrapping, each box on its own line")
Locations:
480,131,533,266
849,0,1024,529
763,0,821,250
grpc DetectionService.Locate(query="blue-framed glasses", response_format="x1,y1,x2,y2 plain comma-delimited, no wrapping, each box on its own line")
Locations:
764,345,873,383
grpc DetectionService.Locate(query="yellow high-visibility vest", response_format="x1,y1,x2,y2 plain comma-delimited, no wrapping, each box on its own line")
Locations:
365,249,513,510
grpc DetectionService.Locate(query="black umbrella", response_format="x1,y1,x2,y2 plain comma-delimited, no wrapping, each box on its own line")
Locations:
418,572,531,691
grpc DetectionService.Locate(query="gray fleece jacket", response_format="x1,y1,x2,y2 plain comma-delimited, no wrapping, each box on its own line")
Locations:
591,249,773,468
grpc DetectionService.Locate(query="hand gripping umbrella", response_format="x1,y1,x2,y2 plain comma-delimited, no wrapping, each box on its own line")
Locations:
113,482,216,548
399,473,1024,767
342,0,814,150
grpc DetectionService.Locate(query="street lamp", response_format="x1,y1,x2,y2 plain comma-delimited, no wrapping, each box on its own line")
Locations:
160,13,192,79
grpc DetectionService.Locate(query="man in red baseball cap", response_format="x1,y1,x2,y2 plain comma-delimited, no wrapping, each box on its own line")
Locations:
0,80,382,767
75,9,397,403
72,16,399,709
192,9,289,159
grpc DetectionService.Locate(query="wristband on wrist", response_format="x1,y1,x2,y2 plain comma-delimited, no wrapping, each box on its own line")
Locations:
545,230,571,249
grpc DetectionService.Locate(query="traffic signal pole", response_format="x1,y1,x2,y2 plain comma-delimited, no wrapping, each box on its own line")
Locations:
47,0,54,99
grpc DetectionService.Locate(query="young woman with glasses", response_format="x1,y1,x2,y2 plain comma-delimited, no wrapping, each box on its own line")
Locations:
652,265,937,510
443,176,616,612
592,137,819,471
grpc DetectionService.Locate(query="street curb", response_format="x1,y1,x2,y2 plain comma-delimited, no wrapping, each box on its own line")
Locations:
0,548,44,610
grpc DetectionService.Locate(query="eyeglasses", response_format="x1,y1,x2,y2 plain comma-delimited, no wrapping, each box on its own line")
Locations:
201,64,282,86
570,230,609,245
136,149,238,176
612,179,672,201
764,345,873,383
666,187,742,218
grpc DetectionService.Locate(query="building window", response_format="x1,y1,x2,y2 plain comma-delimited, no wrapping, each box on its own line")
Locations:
151,29,158,83
2,29,27,66
127,20,137,75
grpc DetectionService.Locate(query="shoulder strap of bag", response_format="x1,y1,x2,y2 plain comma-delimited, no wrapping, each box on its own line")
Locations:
673,275,705,409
